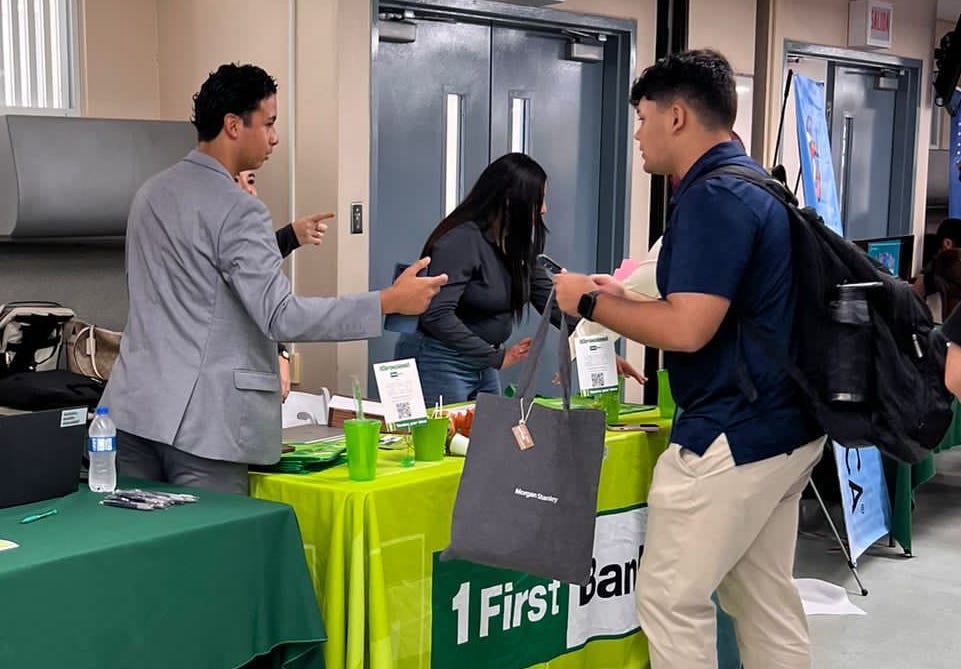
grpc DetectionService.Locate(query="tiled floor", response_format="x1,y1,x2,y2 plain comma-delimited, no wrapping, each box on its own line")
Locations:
796,448,961,668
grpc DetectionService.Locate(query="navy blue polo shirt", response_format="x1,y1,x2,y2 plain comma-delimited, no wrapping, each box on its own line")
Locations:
656,141,822,464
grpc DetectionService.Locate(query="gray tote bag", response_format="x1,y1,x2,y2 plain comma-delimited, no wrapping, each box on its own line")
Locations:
441,291,606,585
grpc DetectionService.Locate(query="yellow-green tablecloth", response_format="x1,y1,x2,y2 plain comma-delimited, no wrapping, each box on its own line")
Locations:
0,481,325,669
250,414,672,669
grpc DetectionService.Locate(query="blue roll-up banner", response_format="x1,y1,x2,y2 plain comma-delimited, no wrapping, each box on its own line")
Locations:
796,75,891,559
950,109,961,219
832,442,892,562
794,75,844,236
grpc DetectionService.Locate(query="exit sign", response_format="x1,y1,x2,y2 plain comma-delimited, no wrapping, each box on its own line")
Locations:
849,0,893,49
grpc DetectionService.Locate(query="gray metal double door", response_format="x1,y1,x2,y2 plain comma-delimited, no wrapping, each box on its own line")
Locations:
372,19,604,394
829,66,899,240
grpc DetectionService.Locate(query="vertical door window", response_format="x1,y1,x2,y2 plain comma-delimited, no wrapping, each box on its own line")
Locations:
509,95,530,154
444,92,463,216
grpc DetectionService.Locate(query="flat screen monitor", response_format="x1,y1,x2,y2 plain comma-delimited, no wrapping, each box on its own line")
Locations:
853,235,914,281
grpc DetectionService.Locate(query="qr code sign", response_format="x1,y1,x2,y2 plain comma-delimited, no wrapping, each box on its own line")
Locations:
396,401,412,420
591,372,605,387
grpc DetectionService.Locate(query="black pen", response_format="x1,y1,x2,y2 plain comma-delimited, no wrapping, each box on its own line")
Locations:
100,499,157,511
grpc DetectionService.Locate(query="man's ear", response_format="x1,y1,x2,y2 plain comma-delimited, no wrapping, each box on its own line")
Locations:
223,113,243,140
670,102,687,134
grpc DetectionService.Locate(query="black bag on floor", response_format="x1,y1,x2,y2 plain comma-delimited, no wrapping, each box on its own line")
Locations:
441,291,606,585
0,370,104,412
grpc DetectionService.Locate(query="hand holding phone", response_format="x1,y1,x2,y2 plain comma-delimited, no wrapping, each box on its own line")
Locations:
536,253,564,276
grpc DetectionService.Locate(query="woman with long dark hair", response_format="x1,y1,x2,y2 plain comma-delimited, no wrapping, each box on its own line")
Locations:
398,153,642,403
395,153,559,404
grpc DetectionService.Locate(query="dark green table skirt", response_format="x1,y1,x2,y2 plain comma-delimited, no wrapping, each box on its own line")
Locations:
886,400,961,554
0,481,325,669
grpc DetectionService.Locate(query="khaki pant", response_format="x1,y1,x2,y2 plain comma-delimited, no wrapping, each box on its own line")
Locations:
636,433,825,669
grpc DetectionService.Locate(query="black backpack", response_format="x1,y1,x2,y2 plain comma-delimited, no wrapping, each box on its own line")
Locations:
0,301,75,376
699,164,953,464
0,302,104,411
0,369,104,412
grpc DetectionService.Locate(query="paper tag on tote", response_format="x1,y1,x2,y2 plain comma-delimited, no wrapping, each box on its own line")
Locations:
513,423,534,451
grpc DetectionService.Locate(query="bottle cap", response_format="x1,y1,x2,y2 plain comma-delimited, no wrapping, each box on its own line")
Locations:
95,406,109,416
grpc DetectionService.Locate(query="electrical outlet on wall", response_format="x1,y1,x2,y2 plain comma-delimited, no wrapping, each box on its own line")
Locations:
350,202,363,234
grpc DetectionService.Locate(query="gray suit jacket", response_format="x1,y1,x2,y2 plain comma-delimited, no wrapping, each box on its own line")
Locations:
102,150,382,465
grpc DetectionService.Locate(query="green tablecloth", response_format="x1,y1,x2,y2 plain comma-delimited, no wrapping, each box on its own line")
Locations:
0,482,325,669
251,415,673,669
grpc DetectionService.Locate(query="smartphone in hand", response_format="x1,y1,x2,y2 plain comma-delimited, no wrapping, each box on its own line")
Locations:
536,253,564,276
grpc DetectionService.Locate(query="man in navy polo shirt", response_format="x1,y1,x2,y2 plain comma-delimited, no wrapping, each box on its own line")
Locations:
555,50,826,669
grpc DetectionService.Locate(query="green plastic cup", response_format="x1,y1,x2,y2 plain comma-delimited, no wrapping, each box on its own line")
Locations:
412,416,449,461
594,390,621,425
657,368,676,420
344,418,381,481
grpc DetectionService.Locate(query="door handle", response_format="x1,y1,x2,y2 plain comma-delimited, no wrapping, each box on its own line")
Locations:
839,114,854,226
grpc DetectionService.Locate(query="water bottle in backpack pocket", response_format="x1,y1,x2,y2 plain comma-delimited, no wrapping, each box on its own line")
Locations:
825,284,877,404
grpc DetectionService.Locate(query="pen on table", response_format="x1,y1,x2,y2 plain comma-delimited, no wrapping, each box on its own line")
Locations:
19,508,58,524
100,498,157,511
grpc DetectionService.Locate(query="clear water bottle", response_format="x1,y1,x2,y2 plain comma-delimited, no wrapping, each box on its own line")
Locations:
88,406,117,493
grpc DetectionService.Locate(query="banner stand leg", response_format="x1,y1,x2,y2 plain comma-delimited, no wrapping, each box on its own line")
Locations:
808,480,869,596
887,535,913,558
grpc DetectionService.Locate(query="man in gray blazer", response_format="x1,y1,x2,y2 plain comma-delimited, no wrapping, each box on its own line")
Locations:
101,63,446,494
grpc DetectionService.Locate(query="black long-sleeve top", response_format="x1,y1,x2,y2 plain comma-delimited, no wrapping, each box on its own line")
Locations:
420,221,572,368
275,224,299,356
276,224,299,258
943,305,961,344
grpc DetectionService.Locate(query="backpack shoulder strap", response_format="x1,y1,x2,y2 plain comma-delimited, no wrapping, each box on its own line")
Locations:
697,164,800,208
693,164,832,425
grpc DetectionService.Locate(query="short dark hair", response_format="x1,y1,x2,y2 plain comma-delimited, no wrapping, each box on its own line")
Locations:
191,63,278,142
629,49,736,131
937,218,961,246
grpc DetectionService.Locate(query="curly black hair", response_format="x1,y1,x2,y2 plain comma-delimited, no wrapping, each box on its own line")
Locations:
629,49,736,131
191,63,278,142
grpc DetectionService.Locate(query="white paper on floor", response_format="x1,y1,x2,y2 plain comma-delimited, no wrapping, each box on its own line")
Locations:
794,578,866,616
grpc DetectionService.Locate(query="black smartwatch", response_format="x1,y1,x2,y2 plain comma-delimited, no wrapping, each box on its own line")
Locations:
577,290,601,322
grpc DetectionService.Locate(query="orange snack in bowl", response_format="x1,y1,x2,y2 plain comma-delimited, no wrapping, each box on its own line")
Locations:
447,409,476,437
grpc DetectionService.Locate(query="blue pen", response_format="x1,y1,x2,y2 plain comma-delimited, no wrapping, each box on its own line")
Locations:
19,508,58,524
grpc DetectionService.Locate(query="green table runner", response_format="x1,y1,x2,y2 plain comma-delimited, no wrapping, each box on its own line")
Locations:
0,481,325,669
